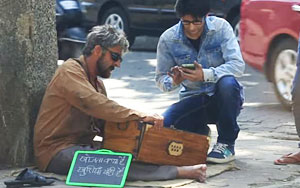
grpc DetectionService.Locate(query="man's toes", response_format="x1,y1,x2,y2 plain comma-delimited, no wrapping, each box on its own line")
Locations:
200,164,207,170
199,175,206,182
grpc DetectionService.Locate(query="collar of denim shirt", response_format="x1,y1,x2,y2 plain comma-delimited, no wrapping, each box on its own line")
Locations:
173,16,217,41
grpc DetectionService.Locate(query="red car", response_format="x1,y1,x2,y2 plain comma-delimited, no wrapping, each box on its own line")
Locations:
240,0,300,109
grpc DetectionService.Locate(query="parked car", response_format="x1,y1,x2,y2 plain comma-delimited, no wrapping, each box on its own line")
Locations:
79,0,241,45
240,0,300,110
56,0,87,60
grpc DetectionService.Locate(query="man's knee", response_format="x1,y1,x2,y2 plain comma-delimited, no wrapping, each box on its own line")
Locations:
292,69,300,105
292,87,300,105
216,76,240,98
292,89,300,118
47,145,94,175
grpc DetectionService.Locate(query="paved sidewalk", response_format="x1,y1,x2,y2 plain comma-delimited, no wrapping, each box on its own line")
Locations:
1,36,300,188
1,127,299,188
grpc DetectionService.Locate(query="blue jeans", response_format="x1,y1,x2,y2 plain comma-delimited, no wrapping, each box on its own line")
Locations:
163,76,243,145
292,39,300,140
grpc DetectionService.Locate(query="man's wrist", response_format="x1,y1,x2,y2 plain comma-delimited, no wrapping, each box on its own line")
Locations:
202,68,214,82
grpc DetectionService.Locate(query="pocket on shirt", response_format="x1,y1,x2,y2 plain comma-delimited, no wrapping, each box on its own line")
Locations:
175,54,193,65
205,47,224,67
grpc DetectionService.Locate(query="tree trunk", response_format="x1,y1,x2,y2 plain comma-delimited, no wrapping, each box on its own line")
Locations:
0,0,57,167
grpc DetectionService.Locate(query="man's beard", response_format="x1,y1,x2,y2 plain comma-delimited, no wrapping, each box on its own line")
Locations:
96,55,115,78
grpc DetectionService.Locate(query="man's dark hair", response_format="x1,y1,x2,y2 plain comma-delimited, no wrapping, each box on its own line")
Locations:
175,0,210,18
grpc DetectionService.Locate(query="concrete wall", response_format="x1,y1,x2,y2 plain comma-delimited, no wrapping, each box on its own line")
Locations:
0,1,57,167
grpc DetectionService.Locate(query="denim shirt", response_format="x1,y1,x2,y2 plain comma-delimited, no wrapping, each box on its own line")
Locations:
155,16,245,100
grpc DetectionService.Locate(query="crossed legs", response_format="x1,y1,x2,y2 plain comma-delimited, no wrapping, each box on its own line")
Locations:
46,145,207,182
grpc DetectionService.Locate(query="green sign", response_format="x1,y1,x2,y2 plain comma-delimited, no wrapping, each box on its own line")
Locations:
66,149,132,187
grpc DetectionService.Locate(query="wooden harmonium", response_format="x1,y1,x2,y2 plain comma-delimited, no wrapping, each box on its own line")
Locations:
103,121,210,166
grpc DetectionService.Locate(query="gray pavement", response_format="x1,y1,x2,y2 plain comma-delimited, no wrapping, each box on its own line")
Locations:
1,36,300,188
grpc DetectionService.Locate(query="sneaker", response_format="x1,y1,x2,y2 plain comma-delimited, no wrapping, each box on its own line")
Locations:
207,143,235,163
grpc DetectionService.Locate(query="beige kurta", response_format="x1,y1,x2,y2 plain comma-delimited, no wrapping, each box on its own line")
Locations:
34,56,146,171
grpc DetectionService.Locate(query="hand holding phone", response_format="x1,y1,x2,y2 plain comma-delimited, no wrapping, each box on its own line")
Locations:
180,61,204,82
168,66,185,85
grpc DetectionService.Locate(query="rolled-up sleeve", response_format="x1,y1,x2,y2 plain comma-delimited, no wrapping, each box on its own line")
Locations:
155,35,180,92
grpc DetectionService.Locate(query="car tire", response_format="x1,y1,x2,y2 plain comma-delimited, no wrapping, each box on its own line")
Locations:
269,38,298,110
231,15,240,43
100,7,135,47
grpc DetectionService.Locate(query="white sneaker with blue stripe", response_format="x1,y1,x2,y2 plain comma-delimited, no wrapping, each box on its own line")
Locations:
207,143,235,163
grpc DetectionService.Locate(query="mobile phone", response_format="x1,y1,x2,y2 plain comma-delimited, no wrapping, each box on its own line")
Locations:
181,63,195,70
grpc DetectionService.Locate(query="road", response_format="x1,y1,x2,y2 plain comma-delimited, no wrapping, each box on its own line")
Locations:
104,36,299,187
108,36,296,139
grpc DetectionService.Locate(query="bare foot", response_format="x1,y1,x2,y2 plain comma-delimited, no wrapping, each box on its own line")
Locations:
177,164,207,182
